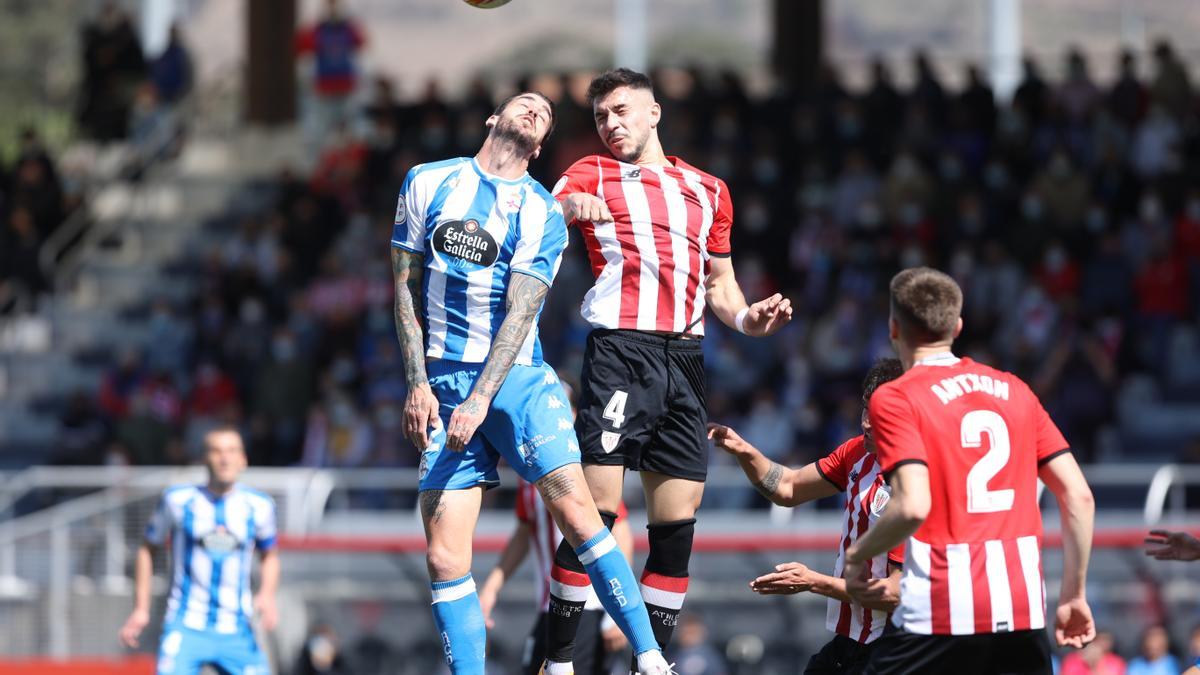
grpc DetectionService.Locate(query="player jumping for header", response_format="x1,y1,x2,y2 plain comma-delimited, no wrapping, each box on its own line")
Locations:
544,68,792,674
390,91,674,674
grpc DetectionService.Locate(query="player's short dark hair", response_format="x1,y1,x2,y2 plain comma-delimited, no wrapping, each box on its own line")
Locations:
890,267,963,343
586,68,653,104
863,358,904,400
493,91,557,143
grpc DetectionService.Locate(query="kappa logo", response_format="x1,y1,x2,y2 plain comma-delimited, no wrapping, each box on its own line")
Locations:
543,371,558,385
869,485,891,517
546,395,565,410
557,418,572,431
601,431,621,454
567,439,580,454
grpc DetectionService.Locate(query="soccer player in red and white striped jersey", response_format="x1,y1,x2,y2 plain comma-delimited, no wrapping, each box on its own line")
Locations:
709,358,906,674
542,68,792,675
843,268,1096,675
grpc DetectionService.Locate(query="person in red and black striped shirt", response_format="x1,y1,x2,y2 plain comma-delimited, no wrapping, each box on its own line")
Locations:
542,68,793,675
844,268,1096,675
709,358,905,674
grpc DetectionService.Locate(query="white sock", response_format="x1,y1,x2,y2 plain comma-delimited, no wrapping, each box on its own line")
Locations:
635,649,668,673
544,661,574,675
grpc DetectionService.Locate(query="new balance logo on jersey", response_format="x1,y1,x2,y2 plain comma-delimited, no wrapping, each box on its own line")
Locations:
930,373,1010,405
621,167,641,180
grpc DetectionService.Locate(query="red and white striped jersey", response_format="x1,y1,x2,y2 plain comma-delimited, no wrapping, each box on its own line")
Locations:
869,354,1070,636
817,436,905,644
552,155,733,335
515,480,627,612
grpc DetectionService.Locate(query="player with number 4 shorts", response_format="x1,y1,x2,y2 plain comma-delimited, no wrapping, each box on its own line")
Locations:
841,268,1097,675
390,90,673,674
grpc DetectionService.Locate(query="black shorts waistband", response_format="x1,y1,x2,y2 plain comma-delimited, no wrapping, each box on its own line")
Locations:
590,329,704,351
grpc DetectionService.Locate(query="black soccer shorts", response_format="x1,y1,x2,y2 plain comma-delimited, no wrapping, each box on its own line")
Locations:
863,624,1052,675
575,329,708,481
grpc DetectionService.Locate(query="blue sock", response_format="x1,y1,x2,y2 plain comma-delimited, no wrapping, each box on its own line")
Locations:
430,574,486,674
576,529,660,656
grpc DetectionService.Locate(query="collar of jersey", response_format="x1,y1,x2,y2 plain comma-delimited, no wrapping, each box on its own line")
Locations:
471,157,528,186
199,483,240,502
914,352,960,367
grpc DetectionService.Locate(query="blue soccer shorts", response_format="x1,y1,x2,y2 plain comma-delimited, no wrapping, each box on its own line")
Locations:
418,360,581,491
156,623,268,675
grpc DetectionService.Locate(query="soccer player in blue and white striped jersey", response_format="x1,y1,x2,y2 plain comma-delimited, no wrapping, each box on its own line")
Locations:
391,92,674,675
119,427,279,675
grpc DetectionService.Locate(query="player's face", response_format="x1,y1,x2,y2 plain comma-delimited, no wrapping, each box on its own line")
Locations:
490,94,553,154
861,397,876,453
205,430,247,486
593,86,659,163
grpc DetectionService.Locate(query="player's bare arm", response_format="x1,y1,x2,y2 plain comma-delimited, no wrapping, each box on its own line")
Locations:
1039,452,1096,648
708,423,838,506
479,519,533,629
844,462,929,600
118,541,157,648
445,272,549,450
704,257,792,337
392,247,439,449
1145,529,1200,561
752,562,901,611
561,192,612,224
254,548,280,631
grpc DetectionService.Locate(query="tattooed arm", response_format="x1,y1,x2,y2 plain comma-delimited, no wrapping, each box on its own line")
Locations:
393,247,440,448
707,423,839,507
444,272,550,451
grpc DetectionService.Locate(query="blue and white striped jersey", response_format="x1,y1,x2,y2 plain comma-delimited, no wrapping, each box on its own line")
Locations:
145,484,277,635
391,157,568,366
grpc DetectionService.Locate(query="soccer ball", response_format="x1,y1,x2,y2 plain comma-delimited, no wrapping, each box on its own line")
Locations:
462,0,512,7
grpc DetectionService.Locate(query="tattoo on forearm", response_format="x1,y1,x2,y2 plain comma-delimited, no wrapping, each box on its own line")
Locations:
420,490,446,525
754,463,785,501
472,273,548,400
536,471,575,502
392,248,428,388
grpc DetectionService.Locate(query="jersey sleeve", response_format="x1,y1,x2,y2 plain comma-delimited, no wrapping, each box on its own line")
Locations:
705,179,733,257
144,491,173,546
816,438,860,491
888,541,906,566
1033,397,1071,465
868,384,927,476
255,497,278,551
510,199,568,287
391,166,427,254
551,157,601,224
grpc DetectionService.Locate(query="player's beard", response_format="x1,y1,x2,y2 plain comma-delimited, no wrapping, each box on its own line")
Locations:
610,128,649,163
492,117,538,159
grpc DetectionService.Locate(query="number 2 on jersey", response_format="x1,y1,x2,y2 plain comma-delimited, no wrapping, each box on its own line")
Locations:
603,390,629,429
962,410,1015,513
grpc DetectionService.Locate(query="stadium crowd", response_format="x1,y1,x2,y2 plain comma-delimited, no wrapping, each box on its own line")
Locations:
54,42,1200,514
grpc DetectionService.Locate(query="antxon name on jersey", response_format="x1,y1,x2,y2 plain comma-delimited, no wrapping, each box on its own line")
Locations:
930,372,1011,405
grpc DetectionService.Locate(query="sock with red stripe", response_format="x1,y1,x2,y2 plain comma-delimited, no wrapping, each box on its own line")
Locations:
640,519,695,651
544,511,621,666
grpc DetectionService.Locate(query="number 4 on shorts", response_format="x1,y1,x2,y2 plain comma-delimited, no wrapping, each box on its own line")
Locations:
603,390,628,429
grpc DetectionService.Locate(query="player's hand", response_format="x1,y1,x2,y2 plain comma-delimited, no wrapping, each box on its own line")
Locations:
1054,597,1096,648
854,576,900,611
446,393,489,451
843,557,871,602
1145,529,1200,561
254,593,279,632
707,423,751,456
478,586,498,629
601,621,628,652
404,383,441,449
561,193,612,224
743,293,793,337
118,607,150,648
750,562,817,595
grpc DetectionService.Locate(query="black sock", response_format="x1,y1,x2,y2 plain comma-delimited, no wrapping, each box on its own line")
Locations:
631,518,695,670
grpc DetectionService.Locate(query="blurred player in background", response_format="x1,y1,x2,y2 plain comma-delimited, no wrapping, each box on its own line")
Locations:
546,67,792,674
390,91,672,674
710,358,905,674
479,379,634,675
118,427,279,675
842,268,1096,674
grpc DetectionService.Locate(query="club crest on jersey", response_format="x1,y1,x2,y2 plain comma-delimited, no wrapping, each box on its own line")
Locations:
201,527,240,558
432,219,499,270
601,431,621,453
870,486,891,518
394,197,406,225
